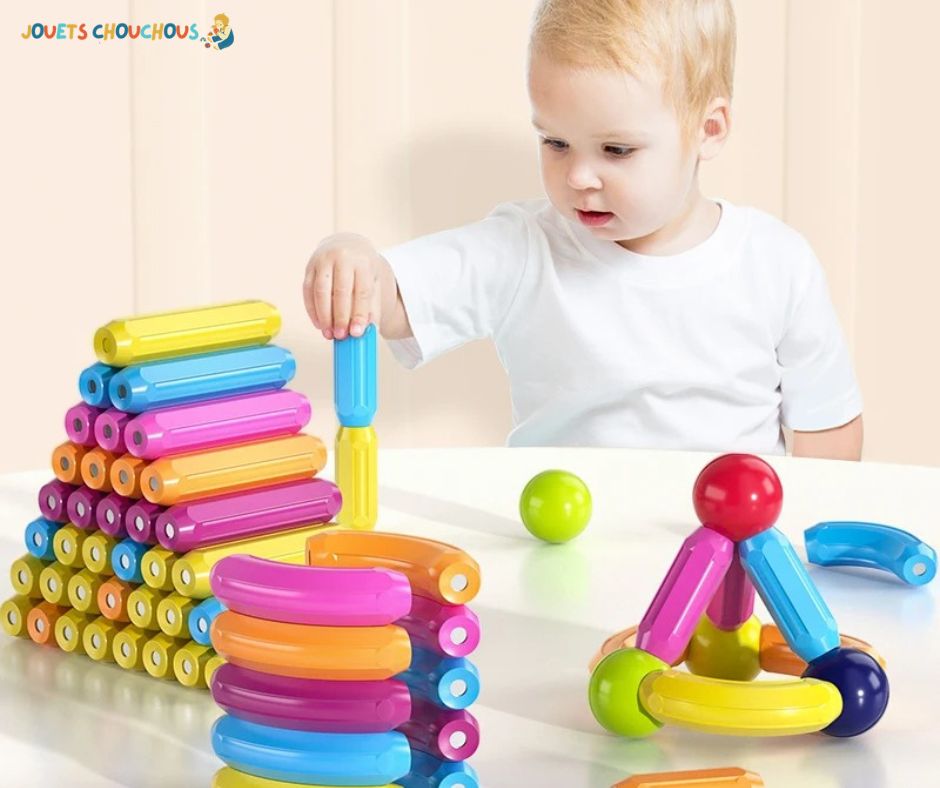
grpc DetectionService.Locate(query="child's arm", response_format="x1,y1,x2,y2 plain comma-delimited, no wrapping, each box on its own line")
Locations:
792,414,863,461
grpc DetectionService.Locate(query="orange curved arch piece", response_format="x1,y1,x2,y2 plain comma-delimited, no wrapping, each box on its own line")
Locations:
759,624,886,676
306,531,480,605
210,609,411,680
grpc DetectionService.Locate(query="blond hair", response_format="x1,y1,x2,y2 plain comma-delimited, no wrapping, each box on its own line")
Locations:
215,13,230,28
529,0,735,147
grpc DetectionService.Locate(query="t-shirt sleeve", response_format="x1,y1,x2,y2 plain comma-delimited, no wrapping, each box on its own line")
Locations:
379,203,531,369
777,243,863,431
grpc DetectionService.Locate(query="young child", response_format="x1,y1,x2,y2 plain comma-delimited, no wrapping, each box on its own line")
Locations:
303,0,863,460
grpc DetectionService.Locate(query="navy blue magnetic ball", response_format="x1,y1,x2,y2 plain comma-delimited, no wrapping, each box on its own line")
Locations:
802,647,889,737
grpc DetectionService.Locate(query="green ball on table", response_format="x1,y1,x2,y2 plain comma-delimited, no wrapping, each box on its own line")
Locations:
519,470,592,544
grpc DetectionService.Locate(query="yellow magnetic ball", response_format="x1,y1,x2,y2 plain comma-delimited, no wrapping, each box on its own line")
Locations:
685,614,762,681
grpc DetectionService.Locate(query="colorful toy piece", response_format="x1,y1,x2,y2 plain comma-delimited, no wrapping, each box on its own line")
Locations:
211,714,410,786
519,469,592,544
334,323,377,428
335,426,378,531
209,554,412,627
589,453,889,740
805,520,937,586
613,766,764,787
78,362,118,407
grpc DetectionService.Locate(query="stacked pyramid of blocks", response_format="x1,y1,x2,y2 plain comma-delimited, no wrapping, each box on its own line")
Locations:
1,300,368,689
209,531,483,788
589,454,890,740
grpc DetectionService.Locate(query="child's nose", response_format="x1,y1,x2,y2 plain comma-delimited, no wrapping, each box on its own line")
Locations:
565,161,602,191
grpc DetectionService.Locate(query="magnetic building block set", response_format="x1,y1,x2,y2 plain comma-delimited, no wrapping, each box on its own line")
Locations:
1,301,482,788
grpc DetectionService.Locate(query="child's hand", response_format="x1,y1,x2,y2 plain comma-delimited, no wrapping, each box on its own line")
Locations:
304,233,384,340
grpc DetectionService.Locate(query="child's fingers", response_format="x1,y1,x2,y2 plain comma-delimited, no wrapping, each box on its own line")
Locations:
331,261,356,340
349,267,376,337
313,259,335,339
302,258,321,329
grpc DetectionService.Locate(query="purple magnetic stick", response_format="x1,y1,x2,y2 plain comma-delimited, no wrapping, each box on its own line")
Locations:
706,547,756,631
399,596,480,658
66,486,106,530
399,697,480,762
210,554,412,626
210,663,411,733
125,500,165,544
38,479,73,523
155,478,341,552
96,493,134,538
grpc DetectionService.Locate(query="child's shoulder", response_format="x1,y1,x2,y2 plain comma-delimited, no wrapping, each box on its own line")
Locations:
732,201,822,285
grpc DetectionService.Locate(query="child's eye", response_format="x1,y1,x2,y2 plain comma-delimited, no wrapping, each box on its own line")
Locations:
604,145,636,158
540,138,568,151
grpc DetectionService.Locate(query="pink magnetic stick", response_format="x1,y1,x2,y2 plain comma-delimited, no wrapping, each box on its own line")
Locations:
38,479,73,522
125,500,165,544
210,554,412,626
400,697,480,762
706,547,756,631
65,403,105,447
399,595,481,658
66,486,106,529
155,478,341,552
211,663,411,733
636,525,734,664
123,390,312,460
94,409,132,454
96,493,134,538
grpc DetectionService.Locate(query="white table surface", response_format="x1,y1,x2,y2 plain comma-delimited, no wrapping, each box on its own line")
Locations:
1,448,938,787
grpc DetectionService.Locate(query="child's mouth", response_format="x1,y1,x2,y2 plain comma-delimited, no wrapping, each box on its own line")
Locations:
576,209,613,227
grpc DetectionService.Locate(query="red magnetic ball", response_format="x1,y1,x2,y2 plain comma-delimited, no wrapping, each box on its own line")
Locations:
692,453,783,542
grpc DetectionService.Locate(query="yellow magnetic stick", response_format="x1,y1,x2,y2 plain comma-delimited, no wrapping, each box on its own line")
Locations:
127,586,167,631
10,555,45,599
613,766,764,787
67,569,104,614
204,653,225,686
638,669,843,736
94,300,281,366
335,426,378,531
212,767,402,788
83,617,121,661
158,594,195,638
140,547,179,591
173,641,214,688
113,625,148,670
81,532,119,576
143,633,184,680
1,596,32,638
39,562,78,606
171,522,335,599
52,525,87,568
55,609,93,654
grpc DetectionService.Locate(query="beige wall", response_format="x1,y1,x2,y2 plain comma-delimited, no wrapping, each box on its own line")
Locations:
1,0,937,472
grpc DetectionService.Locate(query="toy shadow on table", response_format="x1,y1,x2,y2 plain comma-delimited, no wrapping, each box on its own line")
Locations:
0,638,219,787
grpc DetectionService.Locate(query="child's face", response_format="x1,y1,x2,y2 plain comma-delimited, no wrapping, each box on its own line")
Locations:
528,52,700,245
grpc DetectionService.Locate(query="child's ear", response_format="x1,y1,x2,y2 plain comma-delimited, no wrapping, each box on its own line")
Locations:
699,97,731,161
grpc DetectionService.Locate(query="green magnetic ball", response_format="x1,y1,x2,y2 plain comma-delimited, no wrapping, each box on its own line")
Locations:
589,647,667,738
519,470,592,544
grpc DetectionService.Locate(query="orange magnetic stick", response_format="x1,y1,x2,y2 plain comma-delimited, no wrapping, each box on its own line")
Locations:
613,767,764,787
111,455,148,498
52,441,87,484
306,531,480,606
81,447,118,492
26,601,67,646
211,610,411,681
139,434,327,506
759,624,886,676
97,577,134,622
588,625,688,673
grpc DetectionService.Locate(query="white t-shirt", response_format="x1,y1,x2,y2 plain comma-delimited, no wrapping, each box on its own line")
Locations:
382,198,862,454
